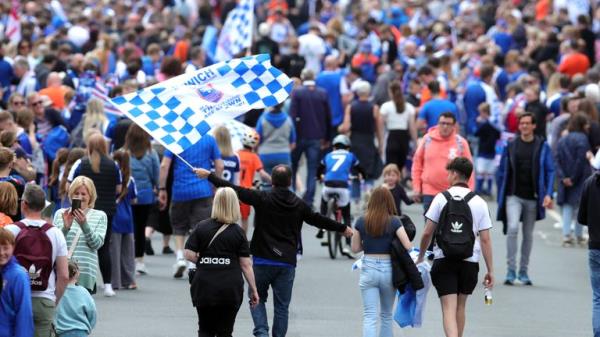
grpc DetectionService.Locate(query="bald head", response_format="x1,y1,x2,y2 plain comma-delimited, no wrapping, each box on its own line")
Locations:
46,72,62,87
324,55,338,70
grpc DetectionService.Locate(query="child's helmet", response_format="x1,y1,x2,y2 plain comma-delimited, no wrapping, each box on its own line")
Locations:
332,134,351,148
242,129,260,148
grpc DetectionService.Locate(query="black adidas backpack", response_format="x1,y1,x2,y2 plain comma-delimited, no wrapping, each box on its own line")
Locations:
435,191,476,260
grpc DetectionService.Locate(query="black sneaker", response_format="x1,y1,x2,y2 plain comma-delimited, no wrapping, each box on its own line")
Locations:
162,246,174,255
145,238,155,256
316,229,325,239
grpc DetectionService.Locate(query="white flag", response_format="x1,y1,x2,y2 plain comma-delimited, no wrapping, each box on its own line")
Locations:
110,54,292,155
5,0,21,43
215,0,254,61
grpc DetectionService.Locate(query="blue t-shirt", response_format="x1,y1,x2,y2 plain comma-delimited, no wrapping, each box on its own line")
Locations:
164,134,221,202
418,98,458,129
112,177,137,234
221,154,240,184
322,149,359,183
355,216,402,254
316,70,345,127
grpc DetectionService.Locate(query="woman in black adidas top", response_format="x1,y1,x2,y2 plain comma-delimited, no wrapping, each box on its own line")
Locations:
185,187,259,337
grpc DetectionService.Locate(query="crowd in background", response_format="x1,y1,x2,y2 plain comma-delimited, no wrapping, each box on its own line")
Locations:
1,0,600,336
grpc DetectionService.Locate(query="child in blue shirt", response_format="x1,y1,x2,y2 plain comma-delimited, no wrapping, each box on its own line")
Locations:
55,260,97,337
316,134,365,239
110,150,137,289
474,103,500,196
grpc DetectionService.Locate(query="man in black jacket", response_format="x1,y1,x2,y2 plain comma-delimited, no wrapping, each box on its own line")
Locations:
195,165,352,337
578,171,600,336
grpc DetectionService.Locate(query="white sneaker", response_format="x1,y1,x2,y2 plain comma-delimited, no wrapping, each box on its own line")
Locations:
136,262,148,275
173,259,187,279
104,284,116,297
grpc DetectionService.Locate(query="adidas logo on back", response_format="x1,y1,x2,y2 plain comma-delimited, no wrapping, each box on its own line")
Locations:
450,221,463,233
28,265,43,286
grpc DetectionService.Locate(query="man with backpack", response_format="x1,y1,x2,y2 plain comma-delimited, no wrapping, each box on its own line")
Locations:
416,157,494,337
5,184,69,337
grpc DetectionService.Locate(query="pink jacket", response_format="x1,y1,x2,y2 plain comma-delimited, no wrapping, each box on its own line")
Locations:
411,126,474,196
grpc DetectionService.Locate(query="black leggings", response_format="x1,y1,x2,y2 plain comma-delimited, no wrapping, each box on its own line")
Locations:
386,129,410,171
320,199,351,226
196,305,240,337
98,215,112,284
132,204,152,258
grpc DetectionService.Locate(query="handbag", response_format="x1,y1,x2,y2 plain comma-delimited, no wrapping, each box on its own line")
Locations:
188,224,228,284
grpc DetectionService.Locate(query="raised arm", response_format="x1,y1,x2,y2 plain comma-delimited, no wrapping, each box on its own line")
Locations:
195,169,262,206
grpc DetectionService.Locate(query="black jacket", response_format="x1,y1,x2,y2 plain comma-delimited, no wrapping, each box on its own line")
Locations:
391,237,424,293
208,173,347,266
578,172,600,250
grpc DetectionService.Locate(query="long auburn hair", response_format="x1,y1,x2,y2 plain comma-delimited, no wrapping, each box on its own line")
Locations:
48,148,69,187
389,81,406,113
86,133,109,173
112,150,131,202
125,124,152,159
364,187,398,237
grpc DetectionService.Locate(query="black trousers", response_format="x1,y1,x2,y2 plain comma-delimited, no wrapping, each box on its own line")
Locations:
98,215,112,284
196,305,240,337
132,204,152,258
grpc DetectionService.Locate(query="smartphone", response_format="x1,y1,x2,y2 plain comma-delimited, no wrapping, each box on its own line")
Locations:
71,198,81,211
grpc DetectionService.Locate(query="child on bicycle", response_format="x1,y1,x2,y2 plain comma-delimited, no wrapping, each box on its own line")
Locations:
316,134,365,239
238,129,271,233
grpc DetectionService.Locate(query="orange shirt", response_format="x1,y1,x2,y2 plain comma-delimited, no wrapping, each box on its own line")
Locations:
558,52,590,77
173,40,190,62
0,212,12,227
238,149,264,188
39,86,68,109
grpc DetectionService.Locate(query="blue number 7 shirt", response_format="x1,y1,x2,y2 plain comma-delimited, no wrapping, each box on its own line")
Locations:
322,149,359,186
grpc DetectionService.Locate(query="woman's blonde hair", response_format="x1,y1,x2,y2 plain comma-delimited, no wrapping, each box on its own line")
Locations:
86,133,108,173
364,186,398,237
214,125,234,157
211,187,241,224
0,182,18,216
83,98,108,142
68,176,98,208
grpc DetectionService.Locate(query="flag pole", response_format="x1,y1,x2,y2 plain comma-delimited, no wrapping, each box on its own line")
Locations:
173,152,196,172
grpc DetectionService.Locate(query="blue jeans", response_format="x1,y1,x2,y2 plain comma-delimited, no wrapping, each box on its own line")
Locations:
562,204,583,238
251,265,296,337
590,250,600,337
58,330,88,337
260,154,291,175
292,139,321,207
359,257,395,337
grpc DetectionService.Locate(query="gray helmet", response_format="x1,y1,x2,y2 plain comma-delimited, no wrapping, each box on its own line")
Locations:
332,134,351,148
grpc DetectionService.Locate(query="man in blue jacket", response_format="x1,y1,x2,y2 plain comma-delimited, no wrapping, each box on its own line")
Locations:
497,112,555,286
0,227,34,337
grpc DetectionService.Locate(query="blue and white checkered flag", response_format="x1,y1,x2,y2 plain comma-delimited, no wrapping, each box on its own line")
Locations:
110,54,292,156
215,0,254,61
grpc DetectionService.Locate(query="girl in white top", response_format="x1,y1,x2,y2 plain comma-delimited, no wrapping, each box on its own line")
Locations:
379,81,418,171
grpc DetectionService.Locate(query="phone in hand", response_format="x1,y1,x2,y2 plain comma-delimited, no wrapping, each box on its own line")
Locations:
71,198,81,211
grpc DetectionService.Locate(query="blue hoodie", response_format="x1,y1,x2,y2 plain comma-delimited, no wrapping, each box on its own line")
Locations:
0,256,34,337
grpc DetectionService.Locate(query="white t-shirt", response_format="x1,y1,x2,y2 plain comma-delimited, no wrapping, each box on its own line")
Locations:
5,219,68,302
380,101,415,130
298,33,326,74
425,186,492,263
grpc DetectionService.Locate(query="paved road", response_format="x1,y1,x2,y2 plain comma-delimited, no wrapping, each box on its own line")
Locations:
93,199,592,337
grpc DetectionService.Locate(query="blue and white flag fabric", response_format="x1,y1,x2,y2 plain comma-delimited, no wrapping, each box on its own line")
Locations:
210,119,253,151
110,54,293,155
215,0,254,61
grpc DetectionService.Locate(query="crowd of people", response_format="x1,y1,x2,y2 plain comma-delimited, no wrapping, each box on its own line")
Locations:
1,0,600,336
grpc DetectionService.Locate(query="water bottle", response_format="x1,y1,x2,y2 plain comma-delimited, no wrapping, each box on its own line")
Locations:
484,288,493,305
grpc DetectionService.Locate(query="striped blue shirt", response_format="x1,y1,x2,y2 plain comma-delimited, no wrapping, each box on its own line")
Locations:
165,135,221,202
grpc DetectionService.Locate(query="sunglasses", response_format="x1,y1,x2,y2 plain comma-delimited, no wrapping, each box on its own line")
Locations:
31,101,43,107
12,101,25,106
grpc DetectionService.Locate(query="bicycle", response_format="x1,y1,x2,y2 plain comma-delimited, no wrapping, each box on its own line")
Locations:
320,193,353,259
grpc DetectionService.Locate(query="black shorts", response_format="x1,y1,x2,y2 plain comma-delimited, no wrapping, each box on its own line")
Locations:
170,197,213,235
430,259,479,297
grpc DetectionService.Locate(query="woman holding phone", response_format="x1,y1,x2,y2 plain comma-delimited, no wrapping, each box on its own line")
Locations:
54,176,108,294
